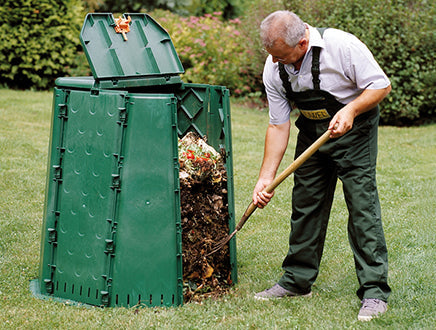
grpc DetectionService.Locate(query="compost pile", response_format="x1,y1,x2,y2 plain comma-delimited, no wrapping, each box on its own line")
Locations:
179,132,231,302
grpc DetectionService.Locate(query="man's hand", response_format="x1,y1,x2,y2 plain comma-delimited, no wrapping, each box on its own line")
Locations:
252,178,274,208
328,106,355,138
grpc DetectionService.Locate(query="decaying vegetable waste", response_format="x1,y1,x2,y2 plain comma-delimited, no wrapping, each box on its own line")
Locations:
178,132,231,302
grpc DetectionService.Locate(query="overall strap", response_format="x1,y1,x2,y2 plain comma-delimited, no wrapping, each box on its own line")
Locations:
311,28,327,90
311,47,321,90
278,62,294,99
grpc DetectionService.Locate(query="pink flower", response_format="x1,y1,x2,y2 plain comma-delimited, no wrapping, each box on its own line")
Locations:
190,16,199,24
194,39,206,47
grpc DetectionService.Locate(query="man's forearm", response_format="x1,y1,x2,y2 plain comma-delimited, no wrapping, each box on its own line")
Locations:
258,121,291,180
329,85,391,137
346,85,392,117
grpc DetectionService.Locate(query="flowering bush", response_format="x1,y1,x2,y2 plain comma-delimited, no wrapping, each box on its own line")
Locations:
151,10,260,96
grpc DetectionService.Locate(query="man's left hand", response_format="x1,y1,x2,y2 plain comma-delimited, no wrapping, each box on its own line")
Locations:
328,106,355,138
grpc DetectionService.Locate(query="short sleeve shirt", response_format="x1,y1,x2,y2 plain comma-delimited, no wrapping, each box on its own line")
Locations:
263,25,391,125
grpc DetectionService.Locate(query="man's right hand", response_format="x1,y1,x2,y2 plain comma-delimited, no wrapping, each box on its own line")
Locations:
252,178,275,209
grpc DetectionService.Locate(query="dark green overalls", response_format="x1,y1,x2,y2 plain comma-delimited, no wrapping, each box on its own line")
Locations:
276,29,391,302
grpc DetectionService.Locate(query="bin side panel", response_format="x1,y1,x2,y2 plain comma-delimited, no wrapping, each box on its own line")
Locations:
41,89,128,305
175,84,237,284
39,88,69,290
175,85,209,144
111,94,182,307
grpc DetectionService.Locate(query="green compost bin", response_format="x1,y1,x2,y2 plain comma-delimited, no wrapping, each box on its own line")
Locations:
31,13,236,308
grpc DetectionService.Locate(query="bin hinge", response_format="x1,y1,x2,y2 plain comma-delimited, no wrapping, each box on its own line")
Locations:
104,239,115,255
101,290,110,306
110,174,121,191
112,153,124,165
48,228,57,244
53,165,62,182
117,107,128,126
44,279,54,294
58,103,68,120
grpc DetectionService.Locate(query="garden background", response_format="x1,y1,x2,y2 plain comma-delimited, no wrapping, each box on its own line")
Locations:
0,0,435,125
0,0,435,328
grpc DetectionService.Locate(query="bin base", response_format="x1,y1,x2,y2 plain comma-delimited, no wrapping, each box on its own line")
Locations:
29,279,93,308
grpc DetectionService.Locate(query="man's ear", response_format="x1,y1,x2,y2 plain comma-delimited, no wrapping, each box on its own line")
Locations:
298,38,308,50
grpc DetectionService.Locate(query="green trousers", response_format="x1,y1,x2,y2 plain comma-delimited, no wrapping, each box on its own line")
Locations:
278,109,391,301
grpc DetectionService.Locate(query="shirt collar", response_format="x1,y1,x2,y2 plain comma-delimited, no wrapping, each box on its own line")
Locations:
307,24,325,51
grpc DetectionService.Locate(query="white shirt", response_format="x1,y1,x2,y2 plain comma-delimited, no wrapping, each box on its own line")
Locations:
263,25,391,125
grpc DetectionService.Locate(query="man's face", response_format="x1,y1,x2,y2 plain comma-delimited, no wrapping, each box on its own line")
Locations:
266,38,307,66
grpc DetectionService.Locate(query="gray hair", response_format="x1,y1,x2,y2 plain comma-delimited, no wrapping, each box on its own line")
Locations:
260,11,306,48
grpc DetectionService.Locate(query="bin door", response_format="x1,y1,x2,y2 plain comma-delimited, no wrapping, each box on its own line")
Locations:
110,94,183,307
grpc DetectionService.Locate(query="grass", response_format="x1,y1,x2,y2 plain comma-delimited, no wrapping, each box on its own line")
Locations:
0,89,435,329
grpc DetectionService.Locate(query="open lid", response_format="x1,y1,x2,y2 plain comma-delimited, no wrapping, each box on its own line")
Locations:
80,13,184,88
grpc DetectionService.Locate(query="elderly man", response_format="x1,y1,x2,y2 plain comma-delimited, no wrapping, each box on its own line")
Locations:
252,10,391,321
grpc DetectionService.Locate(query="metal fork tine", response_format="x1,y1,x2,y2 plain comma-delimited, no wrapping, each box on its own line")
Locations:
206,230,237,256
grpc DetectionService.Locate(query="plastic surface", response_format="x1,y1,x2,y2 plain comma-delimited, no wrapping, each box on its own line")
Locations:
80,13,184,88
36,83,236,308
38,88,182,307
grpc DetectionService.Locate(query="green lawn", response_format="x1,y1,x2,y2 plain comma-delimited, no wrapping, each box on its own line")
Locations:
0,89,435,328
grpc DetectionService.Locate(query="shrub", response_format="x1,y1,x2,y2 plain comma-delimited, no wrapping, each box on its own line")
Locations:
0,0,84,90
151,10,259,96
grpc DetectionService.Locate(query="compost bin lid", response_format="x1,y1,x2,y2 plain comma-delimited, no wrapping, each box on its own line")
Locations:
80,13,184,88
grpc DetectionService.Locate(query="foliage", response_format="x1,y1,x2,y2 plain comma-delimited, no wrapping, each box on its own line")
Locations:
0,0,84,90
151,10,260,96
276,0,436,124
237,0,287,97
175,0,249,18
91,0,249,18
2,0,433,124
94,0,180,13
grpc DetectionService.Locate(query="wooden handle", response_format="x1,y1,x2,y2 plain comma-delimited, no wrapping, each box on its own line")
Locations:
236,128,332,230
264,128,332,193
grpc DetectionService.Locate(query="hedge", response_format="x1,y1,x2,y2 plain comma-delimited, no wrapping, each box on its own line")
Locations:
150,10,260,97
0,0,84,90
1,0,434,125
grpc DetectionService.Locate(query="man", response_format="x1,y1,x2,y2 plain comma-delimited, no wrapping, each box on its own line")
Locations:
252,11,391,321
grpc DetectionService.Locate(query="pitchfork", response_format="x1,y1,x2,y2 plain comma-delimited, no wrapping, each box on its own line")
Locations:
208,127,334,255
